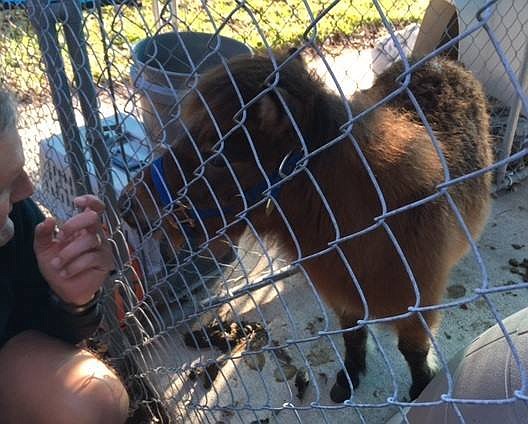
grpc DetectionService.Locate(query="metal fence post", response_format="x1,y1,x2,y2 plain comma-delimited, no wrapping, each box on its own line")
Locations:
26,0,133,355
26,0,92,198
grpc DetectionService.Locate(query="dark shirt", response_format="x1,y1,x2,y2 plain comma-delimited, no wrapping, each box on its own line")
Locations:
0,199,102,348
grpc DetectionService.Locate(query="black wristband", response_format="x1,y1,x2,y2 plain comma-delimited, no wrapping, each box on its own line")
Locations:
50,288,102,316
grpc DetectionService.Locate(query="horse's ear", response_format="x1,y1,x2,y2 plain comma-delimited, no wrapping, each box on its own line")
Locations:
257,87,299,133
286,47,304,63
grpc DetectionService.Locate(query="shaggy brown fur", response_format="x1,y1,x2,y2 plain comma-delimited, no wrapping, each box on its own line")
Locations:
120,53,493,402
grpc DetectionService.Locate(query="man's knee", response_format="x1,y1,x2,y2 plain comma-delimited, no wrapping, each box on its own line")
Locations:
0,330,129,424
65,350,130,423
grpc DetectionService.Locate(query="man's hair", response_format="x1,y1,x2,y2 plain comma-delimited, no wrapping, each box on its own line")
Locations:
0,90,17,134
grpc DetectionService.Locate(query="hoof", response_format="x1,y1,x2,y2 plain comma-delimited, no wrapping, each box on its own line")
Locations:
330,381,351,403
409,368,436,400
330,368,360,403
409,382,425,401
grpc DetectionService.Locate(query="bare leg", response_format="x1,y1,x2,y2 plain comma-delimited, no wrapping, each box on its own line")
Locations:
330,316,368,403
0,330,129,424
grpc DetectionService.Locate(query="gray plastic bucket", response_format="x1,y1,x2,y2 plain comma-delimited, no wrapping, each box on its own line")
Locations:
131,32,251,146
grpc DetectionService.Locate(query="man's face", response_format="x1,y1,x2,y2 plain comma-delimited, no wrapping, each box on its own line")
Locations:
0,128,34,246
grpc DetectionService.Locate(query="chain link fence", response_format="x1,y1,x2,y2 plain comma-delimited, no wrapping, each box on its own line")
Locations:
1,0,527,423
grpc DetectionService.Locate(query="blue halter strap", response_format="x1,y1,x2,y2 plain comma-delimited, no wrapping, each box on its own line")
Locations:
150,152,303,222
151,156,174,207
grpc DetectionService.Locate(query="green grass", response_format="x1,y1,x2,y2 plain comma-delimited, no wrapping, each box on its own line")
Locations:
176,0,428,48
1,0,428,96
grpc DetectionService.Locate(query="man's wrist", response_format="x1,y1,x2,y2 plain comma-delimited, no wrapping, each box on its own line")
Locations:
50,288,103,316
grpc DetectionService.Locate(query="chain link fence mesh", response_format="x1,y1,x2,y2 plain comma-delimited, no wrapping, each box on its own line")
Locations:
1,0,527,423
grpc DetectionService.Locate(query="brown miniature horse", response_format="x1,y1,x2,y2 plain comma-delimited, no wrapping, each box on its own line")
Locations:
120,52,493,402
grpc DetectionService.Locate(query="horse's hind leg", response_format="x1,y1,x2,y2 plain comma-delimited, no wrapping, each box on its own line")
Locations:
395,312,439,400
330,314,368,403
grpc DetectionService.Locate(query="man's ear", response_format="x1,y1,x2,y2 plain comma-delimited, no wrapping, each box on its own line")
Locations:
257,87,300,133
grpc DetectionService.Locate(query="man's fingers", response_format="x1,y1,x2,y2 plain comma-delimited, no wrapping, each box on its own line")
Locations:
52,230,106,269
57,210,100,240
34,217,57,251
58,251,113,280
74,195,106,214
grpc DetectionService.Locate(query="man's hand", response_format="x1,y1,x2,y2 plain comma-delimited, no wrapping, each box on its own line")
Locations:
34,195,114,306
